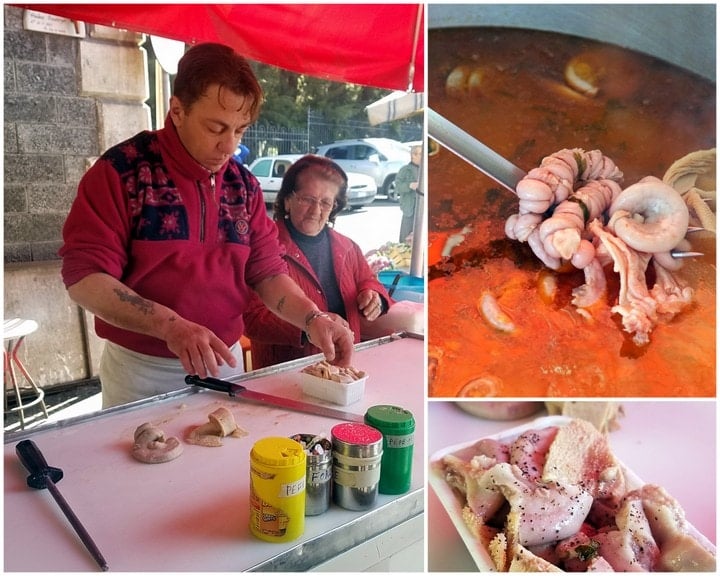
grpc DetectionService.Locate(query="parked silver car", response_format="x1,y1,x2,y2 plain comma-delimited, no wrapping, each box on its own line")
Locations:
248,154,377,209
315,138,411,201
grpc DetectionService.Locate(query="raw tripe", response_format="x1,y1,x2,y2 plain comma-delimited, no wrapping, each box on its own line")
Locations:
131,422,183,464
301,360,366,383
187,406,248,447
438,418,716,572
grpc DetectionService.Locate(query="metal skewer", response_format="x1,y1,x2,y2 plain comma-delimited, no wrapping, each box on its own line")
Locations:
16,440,109,571
669,250,704,259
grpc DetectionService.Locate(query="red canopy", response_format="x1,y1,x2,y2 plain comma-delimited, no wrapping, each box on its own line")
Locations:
20,4,424,91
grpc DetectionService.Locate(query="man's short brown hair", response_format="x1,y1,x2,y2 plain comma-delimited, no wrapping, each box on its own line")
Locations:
173,43,263,121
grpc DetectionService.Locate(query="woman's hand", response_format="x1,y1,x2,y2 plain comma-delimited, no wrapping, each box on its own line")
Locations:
326,312,351,330
305,314,354,367
358,289,383,321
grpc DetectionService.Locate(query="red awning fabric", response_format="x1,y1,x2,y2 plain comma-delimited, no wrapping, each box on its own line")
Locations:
19,4,424,91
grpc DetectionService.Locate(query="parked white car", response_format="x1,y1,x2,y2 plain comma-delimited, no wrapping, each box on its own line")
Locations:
315,138,411,201
248,154,377,209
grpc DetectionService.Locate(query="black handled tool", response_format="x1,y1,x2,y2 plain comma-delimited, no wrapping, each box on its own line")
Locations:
16,439,109,571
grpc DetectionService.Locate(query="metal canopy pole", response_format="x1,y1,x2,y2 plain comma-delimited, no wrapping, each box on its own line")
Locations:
409,153,425,279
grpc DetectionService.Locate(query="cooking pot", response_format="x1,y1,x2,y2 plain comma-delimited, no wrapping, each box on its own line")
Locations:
426,5,716,397
428,4,715,81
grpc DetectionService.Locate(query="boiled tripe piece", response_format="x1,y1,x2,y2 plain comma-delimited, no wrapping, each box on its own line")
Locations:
132,422,183,463
541,418,626,502
187,406,248,447
545,400,624,433
663,148,715,234
631,484,716,572
301,360,366,383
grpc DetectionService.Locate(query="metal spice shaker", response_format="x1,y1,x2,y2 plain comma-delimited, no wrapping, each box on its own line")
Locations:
331,423,383,511
364,405,415,494
291,434,332,516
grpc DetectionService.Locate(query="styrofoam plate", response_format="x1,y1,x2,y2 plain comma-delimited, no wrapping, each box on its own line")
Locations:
428,415,716,571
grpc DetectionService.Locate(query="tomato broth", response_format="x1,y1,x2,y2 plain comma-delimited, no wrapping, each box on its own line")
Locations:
428,28,716,397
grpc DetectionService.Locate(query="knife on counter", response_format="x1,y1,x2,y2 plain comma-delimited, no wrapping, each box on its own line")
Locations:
185,375,365,423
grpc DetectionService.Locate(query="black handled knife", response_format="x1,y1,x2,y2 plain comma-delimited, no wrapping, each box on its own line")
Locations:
185,375,365,423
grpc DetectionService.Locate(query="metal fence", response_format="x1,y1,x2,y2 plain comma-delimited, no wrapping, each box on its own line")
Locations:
241,109,423,163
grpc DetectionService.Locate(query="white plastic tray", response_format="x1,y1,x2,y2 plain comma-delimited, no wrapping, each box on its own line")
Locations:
428,415,716,572
300,372,367,406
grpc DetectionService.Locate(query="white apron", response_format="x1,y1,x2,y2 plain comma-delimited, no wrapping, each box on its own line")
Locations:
100,341,245,409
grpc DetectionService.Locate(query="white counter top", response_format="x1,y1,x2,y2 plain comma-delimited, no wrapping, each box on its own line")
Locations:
427,400,716,571
4,335,424,572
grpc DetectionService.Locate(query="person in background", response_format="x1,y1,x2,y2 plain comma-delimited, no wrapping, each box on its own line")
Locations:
59,43,353,408
234,142,250,164
243,155,392,369
395,144,422,243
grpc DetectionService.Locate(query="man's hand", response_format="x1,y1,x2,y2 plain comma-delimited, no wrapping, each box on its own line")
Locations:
161,318,237,378
358,289,383,321
67,272,236,378
305,314,354,367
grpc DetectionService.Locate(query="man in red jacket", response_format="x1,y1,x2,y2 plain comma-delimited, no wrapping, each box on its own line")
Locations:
59,43,353,407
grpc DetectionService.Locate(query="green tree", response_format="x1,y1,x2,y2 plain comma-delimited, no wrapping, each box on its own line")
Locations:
252,62,396,128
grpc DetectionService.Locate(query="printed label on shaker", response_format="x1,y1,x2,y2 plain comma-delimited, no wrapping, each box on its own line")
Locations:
385,433,414,448
250,488,290,537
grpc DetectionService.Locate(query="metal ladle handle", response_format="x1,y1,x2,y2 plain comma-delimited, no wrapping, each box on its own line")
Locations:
427,108,526,194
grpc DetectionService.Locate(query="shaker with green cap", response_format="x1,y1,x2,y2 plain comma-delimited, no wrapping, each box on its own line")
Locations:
364,405,415,494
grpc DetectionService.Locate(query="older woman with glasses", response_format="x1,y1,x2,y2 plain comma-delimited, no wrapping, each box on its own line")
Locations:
243,154,393,369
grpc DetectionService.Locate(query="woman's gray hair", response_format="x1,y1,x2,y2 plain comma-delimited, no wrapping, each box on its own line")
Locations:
273,154,348,224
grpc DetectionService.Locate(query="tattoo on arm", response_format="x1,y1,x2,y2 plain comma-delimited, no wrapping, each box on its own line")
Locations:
276,296,286,314
113,288,154,315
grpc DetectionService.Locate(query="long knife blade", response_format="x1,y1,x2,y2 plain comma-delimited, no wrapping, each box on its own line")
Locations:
428,108,527,194
185,375,365,423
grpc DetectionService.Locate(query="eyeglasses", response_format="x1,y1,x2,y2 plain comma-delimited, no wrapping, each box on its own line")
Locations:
293,194,336,212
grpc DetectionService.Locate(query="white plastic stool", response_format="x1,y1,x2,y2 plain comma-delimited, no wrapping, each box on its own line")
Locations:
4,318,49,429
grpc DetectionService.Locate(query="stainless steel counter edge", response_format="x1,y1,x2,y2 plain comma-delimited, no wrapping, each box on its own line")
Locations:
4,332,422,444
248,488,424,572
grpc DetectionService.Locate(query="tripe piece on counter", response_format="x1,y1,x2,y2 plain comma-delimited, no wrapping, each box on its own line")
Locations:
132,423,183,463
187,406,248,447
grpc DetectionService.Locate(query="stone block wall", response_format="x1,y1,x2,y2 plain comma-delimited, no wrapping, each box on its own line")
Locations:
4,5,150,262
3,5,151,389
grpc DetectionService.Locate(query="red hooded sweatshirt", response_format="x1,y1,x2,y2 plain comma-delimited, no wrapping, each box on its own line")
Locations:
59,115,288,357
